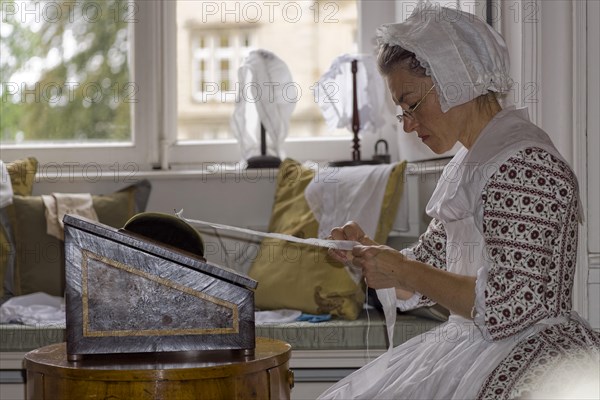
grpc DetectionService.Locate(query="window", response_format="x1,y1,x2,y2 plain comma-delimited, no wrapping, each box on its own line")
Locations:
1,0,134,144
3,1,494,168
175,0,358,147
1,1,363,167
0,0,155,168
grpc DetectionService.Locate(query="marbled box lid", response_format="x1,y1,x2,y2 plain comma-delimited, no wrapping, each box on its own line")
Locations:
63,214,257,290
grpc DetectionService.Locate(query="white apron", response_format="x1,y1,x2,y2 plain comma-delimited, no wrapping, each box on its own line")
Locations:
317,108,582,399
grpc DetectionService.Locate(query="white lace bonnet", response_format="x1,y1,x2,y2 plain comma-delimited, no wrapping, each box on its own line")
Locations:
376,2,513,112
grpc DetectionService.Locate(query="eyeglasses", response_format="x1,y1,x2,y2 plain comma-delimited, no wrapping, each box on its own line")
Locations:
396,84,435,124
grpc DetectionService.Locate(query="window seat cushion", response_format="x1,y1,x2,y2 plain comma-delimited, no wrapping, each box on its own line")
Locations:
0,310,441,353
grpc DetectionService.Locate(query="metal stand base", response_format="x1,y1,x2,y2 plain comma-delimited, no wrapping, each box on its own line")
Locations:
328,159,385,167
246,155,282,169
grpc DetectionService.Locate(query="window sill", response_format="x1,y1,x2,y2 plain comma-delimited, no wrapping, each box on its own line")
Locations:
33,164,279,183
32,157,451,184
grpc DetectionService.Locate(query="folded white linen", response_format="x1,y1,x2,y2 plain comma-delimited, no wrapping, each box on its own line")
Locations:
393,186,410,233
42,193,99,240
305,163,396,240
255,309,302,325
0,292,66,326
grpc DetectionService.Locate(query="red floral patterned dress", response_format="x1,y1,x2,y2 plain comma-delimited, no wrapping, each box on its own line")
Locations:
406,147,600,398
318,108,599,400
474,147,600,398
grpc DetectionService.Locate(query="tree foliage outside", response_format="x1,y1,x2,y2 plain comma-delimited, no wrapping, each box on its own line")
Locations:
0,0,133,144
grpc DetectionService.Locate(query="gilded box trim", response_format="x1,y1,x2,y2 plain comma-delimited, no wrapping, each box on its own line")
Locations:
81,250,239,337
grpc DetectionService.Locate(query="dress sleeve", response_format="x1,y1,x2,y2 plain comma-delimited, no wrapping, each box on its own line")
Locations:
474,147,579,341
396,218,447,311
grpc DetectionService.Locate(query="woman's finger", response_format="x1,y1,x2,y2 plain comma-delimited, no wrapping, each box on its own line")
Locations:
351,245,370,258
340,221,365,242
327,247,347,261
329,227,346,241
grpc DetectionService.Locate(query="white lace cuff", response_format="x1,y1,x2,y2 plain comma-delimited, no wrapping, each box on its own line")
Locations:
396,292,423,312
394,247,422,311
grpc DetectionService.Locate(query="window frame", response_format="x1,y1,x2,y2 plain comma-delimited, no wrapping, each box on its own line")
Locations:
0,0,161,171
167,0,367,166
0,0,398,168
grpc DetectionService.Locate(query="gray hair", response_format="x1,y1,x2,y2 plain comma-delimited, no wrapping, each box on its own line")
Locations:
377,43,427,77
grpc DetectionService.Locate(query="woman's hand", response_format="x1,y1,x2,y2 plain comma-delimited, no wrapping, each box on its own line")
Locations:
352,245,409,290
327,221,377,264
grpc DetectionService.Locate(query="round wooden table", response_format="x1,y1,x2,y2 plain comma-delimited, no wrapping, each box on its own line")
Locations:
25,338,293,400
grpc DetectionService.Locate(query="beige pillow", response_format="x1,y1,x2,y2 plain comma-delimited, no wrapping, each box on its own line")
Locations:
249,159,406,320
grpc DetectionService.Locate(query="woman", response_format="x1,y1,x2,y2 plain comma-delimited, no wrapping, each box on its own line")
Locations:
319,3,599,400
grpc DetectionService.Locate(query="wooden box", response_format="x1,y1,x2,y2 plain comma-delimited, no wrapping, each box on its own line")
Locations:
63,215,257,359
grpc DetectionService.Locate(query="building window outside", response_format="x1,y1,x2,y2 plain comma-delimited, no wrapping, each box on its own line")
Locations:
191,31,254,103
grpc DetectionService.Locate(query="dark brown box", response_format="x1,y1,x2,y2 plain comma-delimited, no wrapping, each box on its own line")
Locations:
63,214,257,359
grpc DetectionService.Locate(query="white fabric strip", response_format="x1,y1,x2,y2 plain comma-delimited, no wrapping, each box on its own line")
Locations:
183,213,399,400
181,216,360,251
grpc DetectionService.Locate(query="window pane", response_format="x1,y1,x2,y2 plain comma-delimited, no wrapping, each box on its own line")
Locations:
220,59,229,71
0,0,133,144
176,0,357,142
219,34,229,48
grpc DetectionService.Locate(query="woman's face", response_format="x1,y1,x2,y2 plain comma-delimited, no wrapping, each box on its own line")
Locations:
385,67,462,154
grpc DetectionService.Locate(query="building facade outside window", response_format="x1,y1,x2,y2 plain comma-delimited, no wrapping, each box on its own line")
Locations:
176,0,358,143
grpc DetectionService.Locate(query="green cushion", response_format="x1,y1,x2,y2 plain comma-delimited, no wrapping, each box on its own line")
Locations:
0,206,17,301
7,181,151,298
1,157,39,301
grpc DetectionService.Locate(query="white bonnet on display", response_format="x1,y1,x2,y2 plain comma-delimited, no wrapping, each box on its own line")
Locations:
376,1,512,112
231,49,296,162
316,54,387,135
